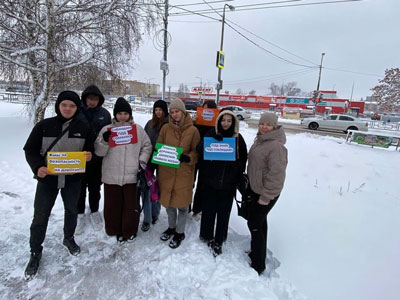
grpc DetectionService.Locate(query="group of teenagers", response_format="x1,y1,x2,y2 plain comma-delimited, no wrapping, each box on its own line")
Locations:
23,84,288,280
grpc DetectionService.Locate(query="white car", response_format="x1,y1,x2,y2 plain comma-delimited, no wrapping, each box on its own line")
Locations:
221,105,251,120
301,114,368,132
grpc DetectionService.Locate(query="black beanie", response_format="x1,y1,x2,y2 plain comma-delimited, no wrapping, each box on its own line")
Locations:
55,90,81,118
113,97,132,118
153,100,168,116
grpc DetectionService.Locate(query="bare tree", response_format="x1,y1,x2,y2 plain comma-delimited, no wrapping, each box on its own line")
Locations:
269,82,302,96
0,0,156,123
178,83,189,97
235,88,243,95
248,89,256,95
372,68,400,113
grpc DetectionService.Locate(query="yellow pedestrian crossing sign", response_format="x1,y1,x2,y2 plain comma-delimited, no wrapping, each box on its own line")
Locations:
216,51,225,69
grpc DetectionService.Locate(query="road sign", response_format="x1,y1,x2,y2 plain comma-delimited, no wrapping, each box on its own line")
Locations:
216,51,225,69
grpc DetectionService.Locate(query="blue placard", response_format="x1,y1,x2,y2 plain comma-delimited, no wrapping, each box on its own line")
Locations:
203,137,236,161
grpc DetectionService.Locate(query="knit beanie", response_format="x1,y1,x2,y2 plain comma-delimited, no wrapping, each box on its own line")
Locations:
153,99,169,116
55,90,81,118
259,112,278,127
169,98,186,114
113,97,132,118
81,85,105,107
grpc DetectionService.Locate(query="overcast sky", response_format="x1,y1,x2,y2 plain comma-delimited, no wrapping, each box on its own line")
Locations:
130,0,400,100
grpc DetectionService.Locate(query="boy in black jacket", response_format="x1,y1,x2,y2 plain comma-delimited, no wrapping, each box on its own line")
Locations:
23,91,94,281
76,85,111,232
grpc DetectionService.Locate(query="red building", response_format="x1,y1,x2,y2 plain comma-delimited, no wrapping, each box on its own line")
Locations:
182,90,364,115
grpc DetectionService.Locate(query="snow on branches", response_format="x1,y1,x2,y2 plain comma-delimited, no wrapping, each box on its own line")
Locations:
372,68,400,113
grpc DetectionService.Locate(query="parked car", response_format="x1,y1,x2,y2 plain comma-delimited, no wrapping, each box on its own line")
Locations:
220,105,252,120
301,114,368,133
184,100,201,111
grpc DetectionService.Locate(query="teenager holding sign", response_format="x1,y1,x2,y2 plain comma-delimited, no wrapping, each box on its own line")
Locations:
197,109,247,256
157,98,200,249
95,97,152,244
23,91,94,280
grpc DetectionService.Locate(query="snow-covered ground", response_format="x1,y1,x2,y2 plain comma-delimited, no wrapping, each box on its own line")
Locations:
0,101,399,300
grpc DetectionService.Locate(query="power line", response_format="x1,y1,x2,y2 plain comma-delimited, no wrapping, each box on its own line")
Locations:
323,67,382,77
225,19,319,66
170,0,364,16
170,0,302,15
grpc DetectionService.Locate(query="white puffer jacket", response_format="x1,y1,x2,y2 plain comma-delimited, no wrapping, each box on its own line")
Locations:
95,118,152,186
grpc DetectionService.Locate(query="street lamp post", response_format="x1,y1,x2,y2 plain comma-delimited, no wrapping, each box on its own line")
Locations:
216,4,235,106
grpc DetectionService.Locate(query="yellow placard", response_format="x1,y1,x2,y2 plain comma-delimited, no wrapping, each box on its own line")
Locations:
47,152,86,174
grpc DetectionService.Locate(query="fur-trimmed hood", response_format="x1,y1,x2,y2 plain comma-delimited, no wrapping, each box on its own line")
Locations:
215,110,239,137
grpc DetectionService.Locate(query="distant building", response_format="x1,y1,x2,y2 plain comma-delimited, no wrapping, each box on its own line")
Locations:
102,80,160,97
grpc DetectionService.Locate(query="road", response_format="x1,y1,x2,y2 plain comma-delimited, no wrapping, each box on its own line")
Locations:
244,118,347,138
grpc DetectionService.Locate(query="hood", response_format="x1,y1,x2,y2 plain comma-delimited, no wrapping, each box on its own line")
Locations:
81,85,105,107
215,110,239,137
256,125,286,145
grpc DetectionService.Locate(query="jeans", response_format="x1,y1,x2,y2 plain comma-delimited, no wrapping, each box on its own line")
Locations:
141,188,161,224
166,206,189,234
30,180,81,253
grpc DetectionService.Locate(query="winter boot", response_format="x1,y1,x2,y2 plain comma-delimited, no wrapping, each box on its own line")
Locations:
89,211,103,231
152,216,158,225
24,252,42,281
63,237,81,256
160,227,176,241
117,235,126,245
141,222,150,232
75,214,86,235
169,232,185,249
127,234,137,243
212,242,222,257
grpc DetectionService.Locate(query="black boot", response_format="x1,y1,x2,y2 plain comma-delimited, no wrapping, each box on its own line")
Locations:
24,252,42,281
141,222,150,232
212,242,222,257
169,232,185,249
160,227,176,241
63,237,81,256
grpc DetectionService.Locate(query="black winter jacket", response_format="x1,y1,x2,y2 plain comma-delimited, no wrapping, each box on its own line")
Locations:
23,116,94,187
197,127,247,193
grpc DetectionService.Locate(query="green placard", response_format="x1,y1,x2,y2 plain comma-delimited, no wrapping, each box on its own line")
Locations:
352,133,392,148
151,143,183,168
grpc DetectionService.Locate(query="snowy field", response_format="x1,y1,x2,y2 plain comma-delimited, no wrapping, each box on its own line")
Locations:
0,101,399,300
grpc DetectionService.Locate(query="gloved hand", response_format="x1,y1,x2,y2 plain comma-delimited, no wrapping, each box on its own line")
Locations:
179,154,191,163
103,131,111,143
214,133,223,141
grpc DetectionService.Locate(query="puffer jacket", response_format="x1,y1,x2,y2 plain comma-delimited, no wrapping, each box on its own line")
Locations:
95,118,152,186
197,110,247,193
23,116,94,188
247,126,288,204
157,112,200,208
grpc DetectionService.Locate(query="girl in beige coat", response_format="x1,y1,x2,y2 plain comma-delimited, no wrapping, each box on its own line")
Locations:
95,97,152,243
157,98,200,249
247,112,288,275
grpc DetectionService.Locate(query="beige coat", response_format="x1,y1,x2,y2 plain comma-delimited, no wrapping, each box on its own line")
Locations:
95,119,152,186
157,112,200,208
247,126,288,204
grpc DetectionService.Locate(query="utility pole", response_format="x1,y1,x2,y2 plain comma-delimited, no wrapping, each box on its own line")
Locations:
316,52,325,92
216,4,235,106
314,52,325,113
161,0,169,101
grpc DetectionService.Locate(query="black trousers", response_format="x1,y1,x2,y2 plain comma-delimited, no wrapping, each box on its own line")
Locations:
247,195,279,274
77,159,102,214
200,185,234,245
30,180,81,253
